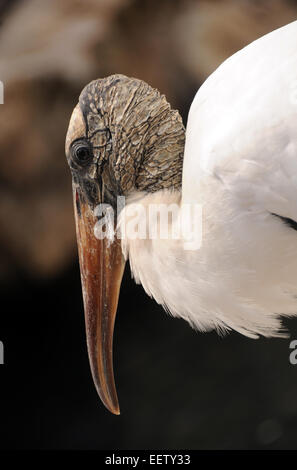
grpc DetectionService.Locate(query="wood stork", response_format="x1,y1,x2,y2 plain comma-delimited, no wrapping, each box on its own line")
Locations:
65,20,297,414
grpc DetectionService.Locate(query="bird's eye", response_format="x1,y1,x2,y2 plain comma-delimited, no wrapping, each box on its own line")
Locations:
71,139,93,166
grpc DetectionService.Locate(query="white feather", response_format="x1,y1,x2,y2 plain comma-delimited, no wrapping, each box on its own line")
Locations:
119,21,297,338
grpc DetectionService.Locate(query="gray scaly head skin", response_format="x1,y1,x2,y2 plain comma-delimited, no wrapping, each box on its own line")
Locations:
65,74,185,414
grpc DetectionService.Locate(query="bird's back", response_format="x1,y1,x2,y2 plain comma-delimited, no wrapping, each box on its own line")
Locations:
182,19,297,224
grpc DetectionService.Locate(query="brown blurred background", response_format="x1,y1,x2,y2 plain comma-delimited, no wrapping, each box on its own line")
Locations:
1,0,297,450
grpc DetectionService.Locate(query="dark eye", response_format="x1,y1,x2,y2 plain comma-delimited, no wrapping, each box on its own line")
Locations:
71,139,93,166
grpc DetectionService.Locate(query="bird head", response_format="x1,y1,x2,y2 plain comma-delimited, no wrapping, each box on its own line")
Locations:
65,74,185,414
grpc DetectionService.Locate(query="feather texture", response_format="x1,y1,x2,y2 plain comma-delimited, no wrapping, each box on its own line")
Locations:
119,21,297,338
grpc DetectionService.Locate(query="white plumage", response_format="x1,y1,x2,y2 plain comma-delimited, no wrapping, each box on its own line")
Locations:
119,20,297,338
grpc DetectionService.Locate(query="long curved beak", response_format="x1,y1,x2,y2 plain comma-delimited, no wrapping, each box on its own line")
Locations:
72,182,125,415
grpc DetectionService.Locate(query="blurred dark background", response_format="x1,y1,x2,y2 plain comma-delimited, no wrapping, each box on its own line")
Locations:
1,0,297,450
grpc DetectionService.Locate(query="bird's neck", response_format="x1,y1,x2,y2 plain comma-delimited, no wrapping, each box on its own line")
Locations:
118,185,297,339
118,188,203,317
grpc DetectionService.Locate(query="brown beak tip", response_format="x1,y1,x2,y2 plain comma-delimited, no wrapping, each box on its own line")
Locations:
94,380,121,415
104,399,120,416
